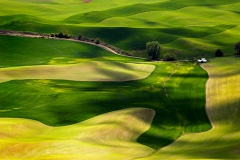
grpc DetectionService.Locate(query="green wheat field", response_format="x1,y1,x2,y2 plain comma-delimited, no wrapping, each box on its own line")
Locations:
0,0,239,159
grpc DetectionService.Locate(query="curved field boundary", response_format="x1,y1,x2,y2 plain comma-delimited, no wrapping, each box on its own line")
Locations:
139,57,240,159
0,108,156,159
0,61,155,83
0,30,146,60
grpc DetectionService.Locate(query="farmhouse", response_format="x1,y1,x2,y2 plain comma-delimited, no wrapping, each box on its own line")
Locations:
198,58,207,63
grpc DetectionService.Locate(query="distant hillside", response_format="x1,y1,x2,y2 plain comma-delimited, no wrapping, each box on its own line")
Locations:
1,0,240,57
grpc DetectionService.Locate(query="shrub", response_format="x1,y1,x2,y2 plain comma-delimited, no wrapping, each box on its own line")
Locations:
63,33,70,39
78,34,83,40
163,53,177,61
94,38,100,44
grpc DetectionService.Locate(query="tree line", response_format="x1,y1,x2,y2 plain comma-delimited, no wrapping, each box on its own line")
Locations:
51,32,240,60
214,42,240,57
50,32,101,45
146,41,177,61
146,41,240,61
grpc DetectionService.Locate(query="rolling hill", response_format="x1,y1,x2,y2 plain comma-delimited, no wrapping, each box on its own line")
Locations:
0,0,240,57
0,0,239,159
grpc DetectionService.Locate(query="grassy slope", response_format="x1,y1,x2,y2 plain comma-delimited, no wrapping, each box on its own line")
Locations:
0,35,211,150
0,35,136,67
0,108,155,159
141,57,240,159
0,0,240,57
0,62,155,83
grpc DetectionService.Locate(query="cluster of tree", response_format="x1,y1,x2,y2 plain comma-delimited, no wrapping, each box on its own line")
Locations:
146,41,177,61
146,40,240,61
51,32,71,39
78,34,100,44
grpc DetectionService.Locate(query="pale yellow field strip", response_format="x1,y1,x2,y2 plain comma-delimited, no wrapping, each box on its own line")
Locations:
0,61,155,83
139,57,240,159
0,108,156,159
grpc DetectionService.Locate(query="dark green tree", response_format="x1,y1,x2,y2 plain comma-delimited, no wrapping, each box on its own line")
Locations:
215,49,223,57
163,53,177,61
235,42,240,55
58,32,64,38
146,41,161,60
63,33,70,39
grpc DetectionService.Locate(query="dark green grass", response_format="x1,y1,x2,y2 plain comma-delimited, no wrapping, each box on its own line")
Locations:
0,35,136,67
0,19,235,57
1,0,240,58
0,36,211,149
0,63,211,149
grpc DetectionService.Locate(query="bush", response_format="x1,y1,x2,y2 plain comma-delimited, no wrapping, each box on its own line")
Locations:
63,33,70,39
78,34,83,40
163,53,177,61
94,38,100,44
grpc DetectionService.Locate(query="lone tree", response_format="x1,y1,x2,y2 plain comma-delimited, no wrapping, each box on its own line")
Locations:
235,42,240,55
146,41,161,60
215,49,224,57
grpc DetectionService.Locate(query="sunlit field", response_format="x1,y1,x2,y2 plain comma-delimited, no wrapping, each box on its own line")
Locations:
141,57,240,159
1,0,239,159
0,35,211,158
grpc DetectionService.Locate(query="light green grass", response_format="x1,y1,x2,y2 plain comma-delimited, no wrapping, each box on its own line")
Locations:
0,61,155,83
0,35,137,67
0,0,166,21
141,57,240,159
0,35,211,150
0,108,155,159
